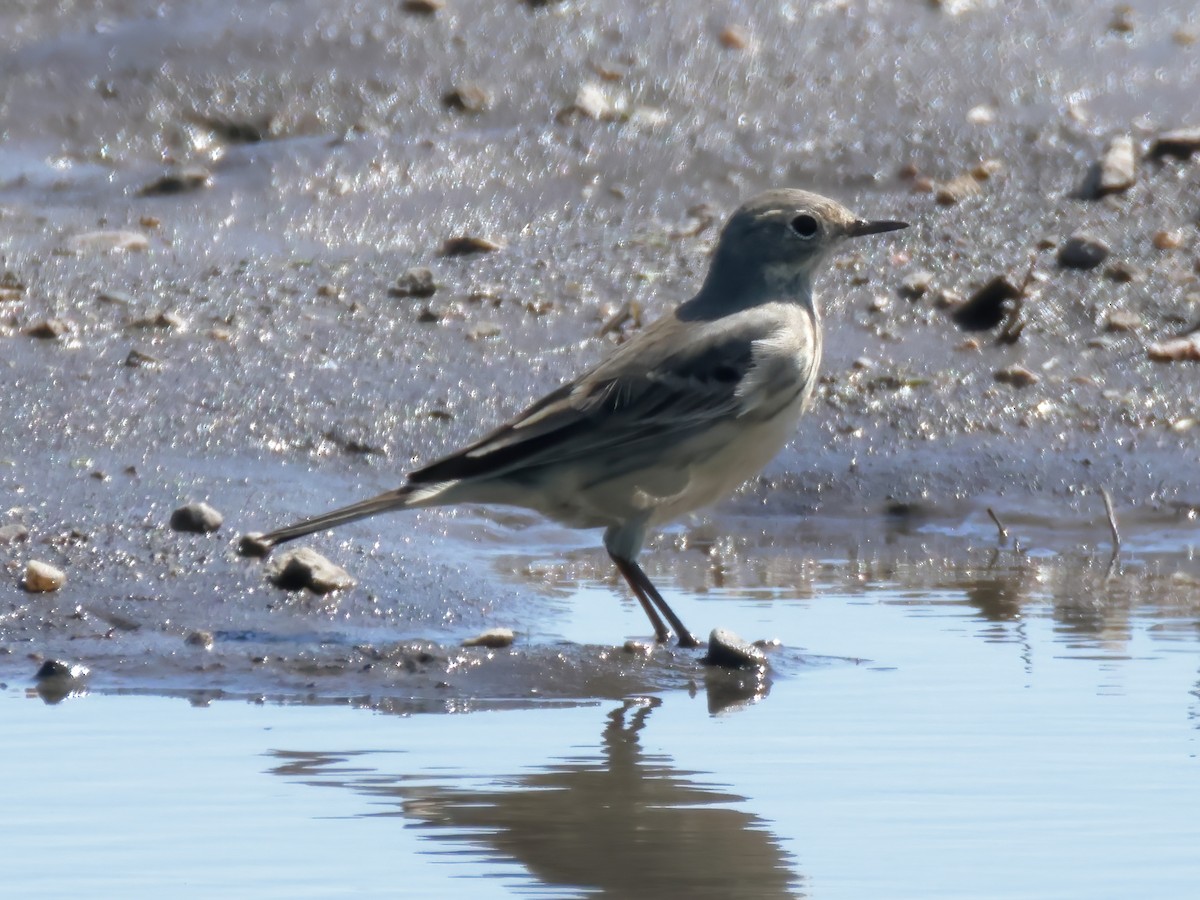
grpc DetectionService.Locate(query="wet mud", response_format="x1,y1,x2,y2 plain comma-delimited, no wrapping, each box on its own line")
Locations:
2,0,1199,699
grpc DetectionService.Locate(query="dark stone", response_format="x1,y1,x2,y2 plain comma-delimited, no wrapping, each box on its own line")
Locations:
1058,232,1110,269
702,628,768,670
951,276,1022,331
170,502,224,533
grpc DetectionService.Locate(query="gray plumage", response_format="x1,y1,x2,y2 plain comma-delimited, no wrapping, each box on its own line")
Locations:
243,189,907,647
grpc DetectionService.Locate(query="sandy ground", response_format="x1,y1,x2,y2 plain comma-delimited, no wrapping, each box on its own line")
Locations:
2,0,1199,699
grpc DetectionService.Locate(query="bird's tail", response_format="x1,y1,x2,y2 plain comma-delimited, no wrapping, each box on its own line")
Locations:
239,484,420,556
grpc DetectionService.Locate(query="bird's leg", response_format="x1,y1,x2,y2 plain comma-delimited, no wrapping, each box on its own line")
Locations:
610,553,671,644
610,553,701,649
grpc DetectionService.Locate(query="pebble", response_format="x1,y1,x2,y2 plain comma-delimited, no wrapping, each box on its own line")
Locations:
1057,232,1110,269
24,560,66,592
0,523,29,544
718,25,753,50
898,270,934,300
269,547,356,594
169,501,224,533
402,0,444,12
1149,126,1200,160
138,165,212,196
1147,334,1200,362
558,82,627,122
1104,309,1141,332
35,659,89,681
442,82,492,114
25,318,71,339
994,365,1040,387
1085,135,1136,198
33,658,89,703
702,627,768,670
1104,261,1144,283
388,266,437,298
124,349,162,368
185,630,215,649
462,627,516,649
64,230,149,254
935,174,982,205
966,104,996,125
439,235,503,256
466,321,502,341
1152,230,1183,251
238,532,272,557
127,310,186,330
950,276,1021,331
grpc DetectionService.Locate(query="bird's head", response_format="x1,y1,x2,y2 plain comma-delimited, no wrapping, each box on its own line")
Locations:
700,189,907,306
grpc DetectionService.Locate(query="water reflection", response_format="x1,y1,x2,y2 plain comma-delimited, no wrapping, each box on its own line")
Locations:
269,699,802,898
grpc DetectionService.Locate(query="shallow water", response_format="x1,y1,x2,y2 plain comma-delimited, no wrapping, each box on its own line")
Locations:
7,549,1199,899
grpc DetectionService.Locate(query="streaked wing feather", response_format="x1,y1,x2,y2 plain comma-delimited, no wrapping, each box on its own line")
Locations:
409,320,760,485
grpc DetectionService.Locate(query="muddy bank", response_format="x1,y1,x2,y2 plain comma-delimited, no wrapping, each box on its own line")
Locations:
2,0,1199,696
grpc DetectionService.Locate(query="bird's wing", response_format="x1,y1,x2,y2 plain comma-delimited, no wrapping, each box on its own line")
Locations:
409,311,808,485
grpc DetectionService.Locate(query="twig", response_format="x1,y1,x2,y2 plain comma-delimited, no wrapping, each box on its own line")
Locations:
986,507,1008,543
1100,487,1121,553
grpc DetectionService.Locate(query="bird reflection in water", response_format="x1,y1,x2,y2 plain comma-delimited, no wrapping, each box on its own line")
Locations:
269,697,800,899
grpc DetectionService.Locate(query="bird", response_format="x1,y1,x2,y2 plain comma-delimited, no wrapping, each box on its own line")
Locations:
241,189,907,648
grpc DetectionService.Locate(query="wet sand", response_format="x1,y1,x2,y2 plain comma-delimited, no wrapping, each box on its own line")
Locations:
2,0,1200,695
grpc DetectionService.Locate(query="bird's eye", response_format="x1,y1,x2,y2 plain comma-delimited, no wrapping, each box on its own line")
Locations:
790,214,819,239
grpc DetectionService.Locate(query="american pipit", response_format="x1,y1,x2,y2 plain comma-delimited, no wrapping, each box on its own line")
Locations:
242,189,907,647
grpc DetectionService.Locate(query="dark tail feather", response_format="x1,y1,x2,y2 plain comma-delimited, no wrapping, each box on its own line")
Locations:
239,485,415,556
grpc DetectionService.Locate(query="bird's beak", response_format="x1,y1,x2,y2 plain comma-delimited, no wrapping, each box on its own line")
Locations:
847,219,909,237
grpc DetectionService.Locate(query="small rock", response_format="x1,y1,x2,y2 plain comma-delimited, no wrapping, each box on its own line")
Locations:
442,83,492,113
702,628,768,670
1104,261,1144,283
186,112,271,144
1058,232,1110,269
1104,309,1142,332
417,303,449,323
439,235,503,257
466,320,502,341
127,310,185,330
898,270,934,300
951,276,1022,331
966,104,996,125
269,547,356,594
622,640,653,656
98,289,135,305
402,0,444,12
557,82,628,122
24,560,66,592
1152,230,1183,251
1083,135,1136,198
25,318,71,339
185,630,215,649
138,165,212,196
35,659,89,681
1109,3,1135,32
124,349,161,368
34,658,89,703
462,627,516,649
238,533,272,557
64,230,149,254
994,365,1040,387
0,523,29,544
718,24,753,50
388,266,437,298
935,174,982,205
1149,127,1200,160
169,502,224,534
1147,334,1200,362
